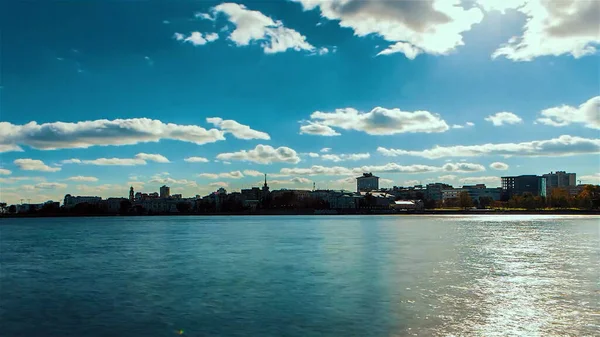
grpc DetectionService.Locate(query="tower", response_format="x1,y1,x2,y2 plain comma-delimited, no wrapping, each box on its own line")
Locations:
262,173,270,199
129,186,134,202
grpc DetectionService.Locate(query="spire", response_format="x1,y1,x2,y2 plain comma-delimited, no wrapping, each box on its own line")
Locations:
264,173,267,188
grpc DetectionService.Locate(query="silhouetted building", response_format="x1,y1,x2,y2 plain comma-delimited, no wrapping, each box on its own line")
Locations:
63,194,102,208
356,172,379,192
501,175,546,198
129,186,134,202
160,185,170,198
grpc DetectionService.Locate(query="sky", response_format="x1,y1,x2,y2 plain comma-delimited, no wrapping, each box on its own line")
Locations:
1,0,599,204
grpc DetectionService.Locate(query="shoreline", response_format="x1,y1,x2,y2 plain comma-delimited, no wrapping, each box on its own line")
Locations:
2,209,599,218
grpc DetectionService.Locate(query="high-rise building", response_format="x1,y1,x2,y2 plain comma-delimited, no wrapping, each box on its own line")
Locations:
129,186,134,202
160,185,170,198
356,172,379,192
501,175,546,198
542,171,576,194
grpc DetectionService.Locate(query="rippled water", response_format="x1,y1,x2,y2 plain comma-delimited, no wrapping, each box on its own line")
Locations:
1,215,599,336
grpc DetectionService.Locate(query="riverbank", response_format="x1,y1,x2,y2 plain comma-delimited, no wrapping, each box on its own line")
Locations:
2,209,599,218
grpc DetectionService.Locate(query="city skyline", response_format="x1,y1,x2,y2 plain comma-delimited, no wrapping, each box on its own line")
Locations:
1,1,599,204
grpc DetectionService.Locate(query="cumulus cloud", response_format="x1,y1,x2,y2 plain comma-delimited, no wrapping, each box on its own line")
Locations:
451,121,475,129
320,147,331,153
377,135,599,159
243,170,263,177
321,153,370,162
580,173,600,184
438,174,457,181
134,153,170,163
442,162,486,172
295,0,483,59
206,117,270,140
299,122,341,136
213,3,318,54
184,156,210,163
0,118,224,152
306,106,449,135
459,176,501,186
209,182,229,188
307,153,320,158
488,0,600,61
174,31,219,46
66,176,99,182
195,12,215,21
484,112,523,126
14,159,61,172
216,144,300,164
0,176,45,184
21,182,67,190
490,162,509,170
536,96,600,129
149,174,198,187
0,168,11,175
198,171,244,179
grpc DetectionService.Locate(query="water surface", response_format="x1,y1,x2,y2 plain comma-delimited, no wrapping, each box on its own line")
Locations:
1,215,599,336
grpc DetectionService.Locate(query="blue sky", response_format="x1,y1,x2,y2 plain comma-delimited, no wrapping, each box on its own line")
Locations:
1,0,599,204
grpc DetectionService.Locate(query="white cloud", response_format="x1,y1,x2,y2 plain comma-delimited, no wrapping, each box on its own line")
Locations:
281,165,353,176
377,135,600,159
0,118,225,152
321,153,370,162
0,168,11,175
148,175,198,187
380,178,394,185
243,170,263,177
320,147,331,153
307,153,320,158
14,159,61,172
580,173,600,184
489,0,600,61
78,158,146,166
299,122,341,136
184,156,210,163
195,12,215,21
216,144,300,164
404,179,421,186
134,153,170,163
66,176,99,182
209,182,229,188
198,173,219,179
536,96,600,129
295,0,484,59
307,107,449,135
490,162,509,170
33,182,68,189
438,174,457,181
198,171,245,179
175,31,219,46
206,117,270,140
213,3,318,54
442,163,486,172
484,112,523,126
452,122,474,129
458,176,501,186
0,176,45,184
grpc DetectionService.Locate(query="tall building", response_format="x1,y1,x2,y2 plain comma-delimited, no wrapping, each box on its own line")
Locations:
542,171,576,194
129,186,134,202
262,174,270,199
160,185,170,198
425,183,453,201
356,172,379,193
501,175,546,197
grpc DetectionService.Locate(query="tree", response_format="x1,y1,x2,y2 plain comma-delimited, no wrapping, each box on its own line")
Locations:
8,205,16,214
478,197,493,209
548,188,570,208
458,192,473,209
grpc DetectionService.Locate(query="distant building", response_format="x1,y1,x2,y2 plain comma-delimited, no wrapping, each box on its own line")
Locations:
442,189,466,201
129,186,134,202
63,194,102,208
241,187,262,201
102,198,127,213
542,171,576,195
160,185,170,198
390,200,424,211
462,184,502,201
262,174,270,199
425,183,453,201
501,175,546,198
356,172,379,193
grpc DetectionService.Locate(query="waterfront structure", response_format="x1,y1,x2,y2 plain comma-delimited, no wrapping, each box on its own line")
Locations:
442,189,466,201
159,185,170,198
425,183,453,201
542,171,576,194
390,200,424,211
501,175,547,197
356,172,379,193
63,194,102,208
462,184,502,201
